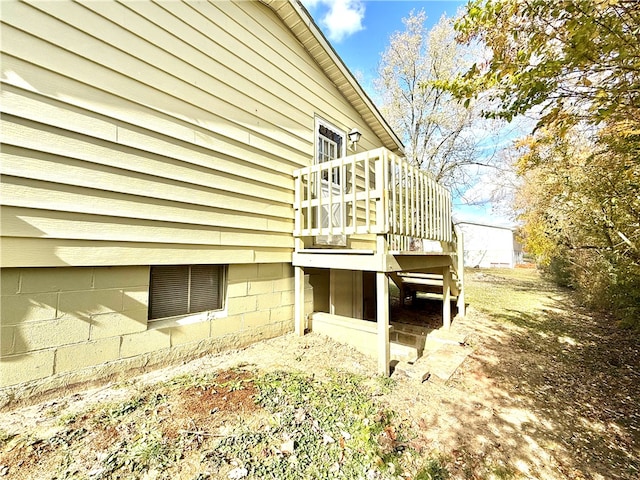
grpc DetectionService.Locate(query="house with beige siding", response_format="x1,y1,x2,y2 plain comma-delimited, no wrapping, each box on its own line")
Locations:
0,0,463,399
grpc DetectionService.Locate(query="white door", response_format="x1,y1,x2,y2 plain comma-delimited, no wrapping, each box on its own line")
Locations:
315,119,346,246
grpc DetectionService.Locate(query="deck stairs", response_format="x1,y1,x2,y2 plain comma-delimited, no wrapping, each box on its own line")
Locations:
389,269,463,307
390,322,470,383
292,147,466,375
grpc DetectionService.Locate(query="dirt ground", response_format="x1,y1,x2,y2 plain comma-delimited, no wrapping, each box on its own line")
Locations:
0,269,638,479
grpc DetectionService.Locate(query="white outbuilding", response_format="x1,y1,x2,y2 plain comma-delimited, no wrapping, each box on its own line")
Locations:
457,222,523,268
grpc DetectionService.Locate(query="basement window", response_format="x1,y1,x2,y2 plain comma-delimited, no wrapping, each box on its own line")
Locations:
149,265,226,321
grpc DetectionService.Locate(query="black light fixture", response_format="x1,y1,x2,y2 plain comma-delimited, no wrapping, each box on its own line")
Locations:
348,128,362,151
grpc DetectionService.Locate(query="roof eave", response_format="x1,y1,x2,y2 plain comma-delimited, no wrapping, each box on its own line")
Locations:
260,0,404,154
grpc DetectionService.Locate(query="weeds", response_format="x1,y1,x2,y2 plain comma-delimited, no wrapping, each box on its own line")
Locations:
57,412,79,426
222,378,250,392
94,392,167,426
161,372,219,390
101,428,181,477
206,369,404,479
0,428,16,446
374,374,396,394
491,463,517,479
415,456,450,480
1,369,416,479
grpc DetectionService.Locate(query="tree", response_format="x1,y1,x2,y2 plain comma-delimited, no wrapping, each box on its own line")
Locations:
514,123,640,322
453,0,640,129
375,10,506,197
453,0,640,325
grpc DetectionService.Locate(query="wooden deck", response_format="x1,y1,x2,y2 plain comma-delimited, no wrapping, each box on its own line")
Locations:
292,148,465,375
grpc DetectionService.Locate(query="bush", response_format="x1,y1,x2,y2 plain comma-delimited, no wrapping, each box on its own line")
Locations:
543,252,573,288
543,248,640,329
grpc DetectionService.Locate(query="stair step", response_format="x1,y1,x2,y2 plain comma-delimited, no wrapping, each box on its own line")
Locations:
393,343,470,384
392,322,467,345
390,342,419,363
427,329,468,345
419,343,470,384
398,272,443,279
401,277,443,287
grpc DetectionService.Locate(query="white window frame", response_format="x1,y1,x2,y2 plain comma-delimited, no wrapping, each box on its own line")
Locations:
315,116,346,168
148,264,228,330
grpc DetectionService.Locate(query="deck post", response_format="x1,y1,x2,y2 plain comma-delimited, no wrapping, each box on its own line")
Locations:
294,265,305,336
442,266,451,329
456,274,465,318
456,229,465,317
376,271,390,376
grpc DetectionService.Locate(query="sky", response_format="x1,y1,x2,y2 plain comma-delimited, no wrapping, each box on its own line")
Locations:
301,0,516,227
303,0,466,97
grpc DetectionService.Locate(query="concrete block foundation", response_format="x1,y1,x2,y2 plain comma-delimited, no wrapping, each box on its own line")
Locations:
0,263,305,406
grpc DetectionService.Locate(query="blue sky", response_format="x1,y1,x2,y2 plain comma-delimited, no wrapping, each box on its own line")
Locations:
303,1,466,97
302,0,515,226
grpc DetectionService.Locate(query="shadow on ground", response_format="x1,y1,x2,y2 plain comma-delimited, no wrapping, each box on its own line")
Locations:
439,270,640,479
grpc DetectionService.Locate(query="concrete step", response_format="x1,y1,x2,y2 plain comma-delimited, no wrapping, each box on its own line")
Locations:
427,328,468,345
391,322,467,346
390,342,419,363
392,342,470,384
419,343,470,384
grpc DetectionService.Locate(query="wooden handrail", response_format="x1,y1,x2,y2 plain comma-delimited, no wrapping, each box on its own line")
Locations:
293,147,454,249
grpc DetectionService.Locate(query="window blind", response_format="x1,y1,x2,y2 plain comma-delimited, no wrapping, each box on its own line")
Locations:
149,265,224,320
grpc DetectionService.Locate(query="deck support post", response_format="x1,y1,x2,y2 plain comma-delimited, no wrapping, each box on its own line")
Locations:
456,264,465,319
442,266,451,330
456,231,465,318
456,279,465,318
294,265,305,336
376,271,390,376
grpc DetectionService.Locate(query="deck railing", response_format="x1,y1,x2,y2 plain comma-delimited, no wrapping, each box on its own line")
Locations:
293,147,453,251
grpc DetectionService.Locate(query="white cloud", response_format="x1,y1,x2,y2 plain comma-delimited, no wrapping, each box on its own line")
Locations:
304,0,365,43
460,175,498,205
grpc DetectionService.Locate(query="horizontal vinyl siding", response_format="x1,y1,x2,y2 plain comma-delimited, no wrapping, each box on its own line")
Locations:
0,238,286,267
2,117,292,208
1,177,291,233
0,0,387,268
2,206,292,248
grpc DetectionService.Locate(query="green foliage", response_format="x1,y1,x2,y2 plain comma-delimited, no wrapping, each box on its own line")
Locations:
206,370,402,479
453,0,640,129
514,123,640,326
160,372,218,389
101,428,181,477
490,462,517,479
415,456,450,480
453,0,639,327
0,429,16,446
544,253,574,289
94,392,167,426
595,252,640,328
57,412,81,426
374,374,397,394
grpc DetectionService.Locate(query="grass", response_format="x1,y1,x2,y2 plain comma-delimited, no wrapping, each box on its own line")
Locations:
0,428,16,446
415,456,450,480
93,391,168,427
2,369,440,479
464,268,552,320
5,267,636,479
461,268,640,479
212,369,404,479
490,463,518,479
